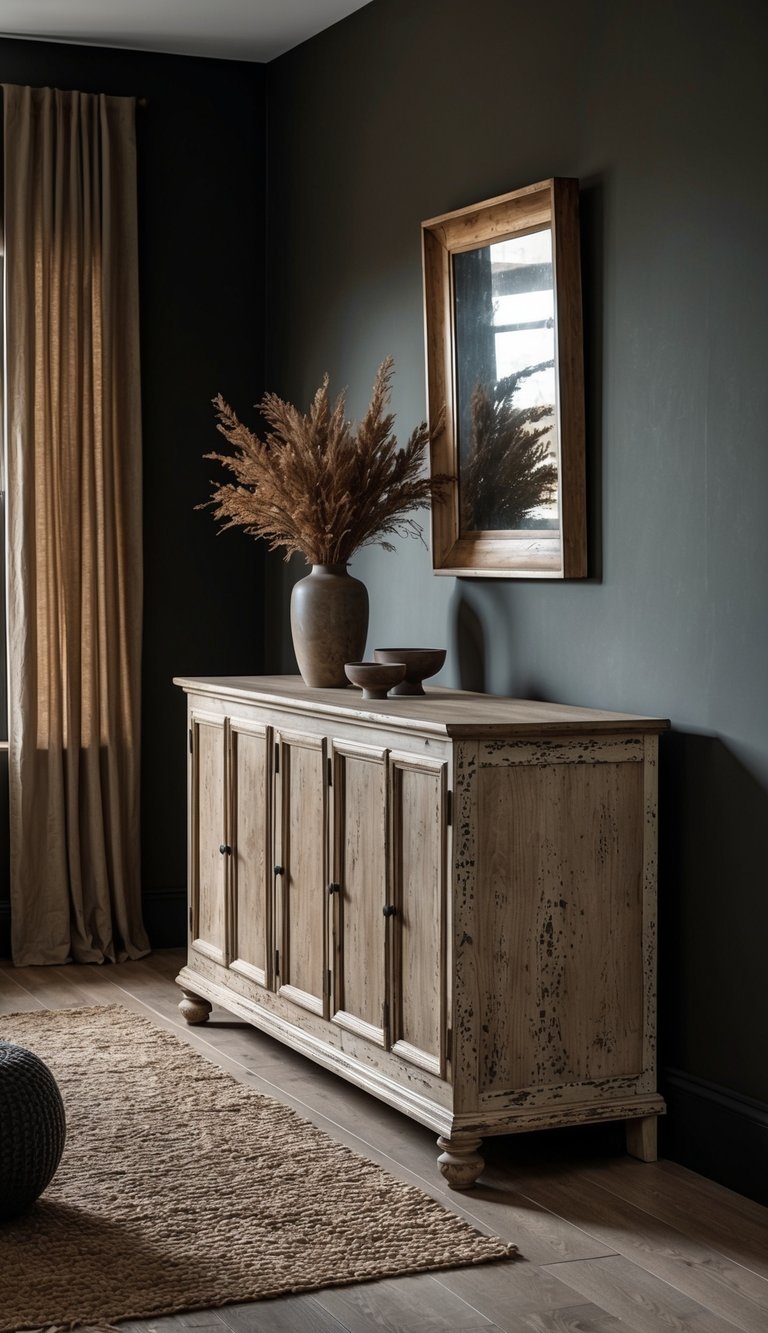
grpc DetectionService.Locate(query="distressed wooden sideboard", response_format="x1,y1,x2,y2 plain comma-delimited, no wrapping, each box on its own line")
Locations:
174,674,668,1188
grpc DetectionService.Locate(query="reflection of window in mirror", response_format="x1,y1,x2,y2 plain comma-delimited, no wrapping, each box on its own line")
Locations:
453,227,559,534
422,178,586,579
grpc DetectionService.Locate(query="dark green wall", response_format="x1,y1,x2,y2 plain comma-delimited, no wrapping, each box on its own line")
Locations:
0,36,266,949
266,0,768,1199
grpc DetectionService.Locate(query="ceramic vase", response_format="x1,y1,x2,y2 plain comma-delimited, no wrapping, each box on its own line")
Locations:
290,563,369,688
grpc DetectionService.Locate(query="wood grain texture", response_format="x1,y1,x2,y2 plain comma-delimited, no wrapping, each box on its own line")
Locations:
229,718,271,989
190,711,227,966
174,677,669,737
552,176,587,579
451,734,658,1135
3,954,766,1333
422,222,459,568
390,753,447,1076
580,1157,768,1282
421,179,553,248
178,681,667,1185
542,1253,744,1332
625,1115,658,1163
471,754,644,1092
509,1165,768,1333
331,740,389,1045
276,729,327,1016
640,737,660,1088
0,967,43,1009
435,1259,630,1330
214,1295,353,1333
313,1270,500,1330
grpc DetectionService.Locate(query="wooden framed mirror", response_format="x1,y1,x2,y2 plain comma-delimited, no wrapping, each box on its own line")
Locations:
422,178,586,578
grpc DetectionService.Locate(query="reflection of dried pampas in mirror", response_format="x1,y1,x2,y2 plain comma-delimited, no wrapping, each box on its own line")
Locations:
460,362,558,533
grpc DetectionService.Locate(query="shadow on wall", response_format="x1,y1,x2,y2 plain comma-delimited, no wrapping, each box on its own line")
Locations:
658,731,768,1077
448,582,548,701
449,586,489,694
658,730,768,1204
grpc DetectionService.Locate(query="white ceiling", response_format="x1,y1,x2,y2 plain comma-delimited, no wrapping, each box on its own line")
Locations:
0,0,372,63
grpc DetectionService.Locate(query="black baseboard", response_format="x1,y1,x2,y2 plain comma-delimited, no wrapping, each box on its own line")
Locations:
0,888,187,961
661,1067,768,1206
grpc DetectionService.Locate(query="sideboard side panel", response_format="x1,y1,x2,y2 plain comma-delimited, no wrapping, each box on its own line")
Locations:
455,737,650,1108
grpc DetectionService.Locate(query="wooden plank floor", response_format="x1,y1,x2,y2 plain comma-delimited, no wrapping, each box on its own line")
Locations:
2,949,767,1333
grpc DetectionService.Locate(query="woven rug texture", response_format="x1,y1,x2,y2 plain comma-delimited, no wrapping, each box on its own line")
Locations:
0,1005,515,1330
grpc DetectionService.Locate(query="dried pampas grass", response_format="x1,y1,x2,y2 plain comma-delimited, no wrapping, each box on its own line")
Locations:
203,358,448,565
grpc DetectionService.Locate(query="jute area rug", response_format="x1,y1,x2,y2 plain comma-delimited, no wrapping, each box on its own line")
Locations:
0,1006,515,1331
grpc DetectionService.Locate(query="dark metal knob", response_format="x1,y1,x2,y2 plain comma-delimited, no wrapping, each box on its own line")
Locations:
219,844,232,855
382,904,397,918
274,864,284,876
328,882,340,895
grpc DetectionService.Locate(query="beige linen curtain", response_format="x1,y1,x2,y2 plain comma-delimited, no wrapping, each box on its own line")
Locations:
3,83,149,964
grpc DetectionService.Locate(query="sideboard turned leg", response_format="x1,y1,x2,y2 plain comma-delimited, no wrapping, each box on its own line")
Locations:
179,989,212,1026
625,1114,658,1162
437,1134,485,1190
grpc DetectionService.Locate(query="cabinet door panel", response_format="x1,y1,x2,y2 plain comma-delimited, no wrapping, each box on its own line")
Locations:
275,730,327,1016
190,711,228,965
331,742,388,1047
230,719,272,988
390,755,447,1076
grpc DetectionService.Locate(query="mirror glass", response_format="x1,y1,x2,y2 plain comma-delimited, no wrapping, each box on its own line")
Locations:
422,178,586,578
453,226,558,533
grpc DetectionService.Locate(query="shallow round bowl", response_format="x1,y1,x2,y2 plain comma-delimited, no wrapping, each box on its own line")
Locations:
344,661,407,700
373,648,446,695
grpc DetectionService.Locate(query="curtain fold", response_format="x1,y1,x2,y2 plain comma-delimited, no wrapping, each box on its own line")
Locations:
3,83,149,964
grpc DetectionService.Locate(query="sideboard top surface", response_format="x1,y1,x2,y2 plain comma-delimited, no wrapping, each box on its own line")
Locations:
174,675,669,739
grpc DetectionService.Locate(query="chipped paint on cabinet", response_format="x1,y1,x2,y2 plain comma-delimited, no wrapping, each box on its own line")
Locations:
177,677,667,1186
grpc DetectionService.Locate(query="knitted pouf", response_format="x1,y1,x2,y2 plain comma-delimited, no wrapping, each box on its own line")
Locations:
0,1040,66,1221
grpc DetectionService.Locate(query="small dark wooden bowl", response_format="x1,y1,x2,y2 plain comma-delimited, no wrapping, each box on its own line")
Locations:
373,648,446,695
344,661,407,700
